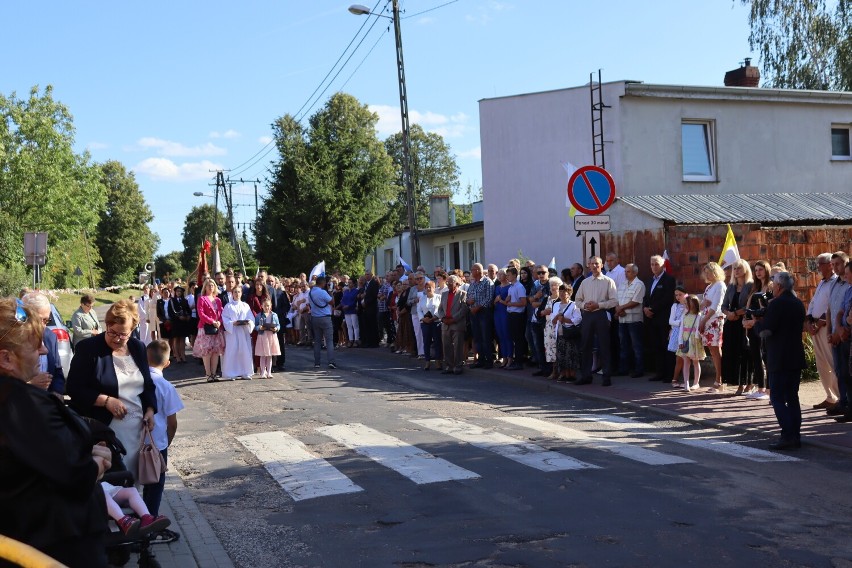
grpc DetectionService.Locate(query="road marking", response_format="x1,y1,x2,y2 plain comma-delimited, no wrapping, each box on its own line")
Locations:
317,423,481,484
497,416,694,466
237,431,363,501
568,413,800,462
411,417,599,471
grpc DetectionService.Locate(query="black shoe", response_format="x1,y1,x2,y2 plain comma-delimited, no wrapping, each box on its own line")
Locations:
573,378,593,385
480,363,494,369
532,370,547,377
834,413,852,423
630,372,644,379
768,438,801,450
470,362,484,369
826,405,845,416
505,363,523,371
441,369,453,374
602,378,613,387
590,367,601,374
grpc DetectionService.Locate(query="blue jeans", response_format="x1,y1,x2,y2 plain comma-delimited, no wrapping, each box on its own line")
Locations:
312,316,336,365
769,370,802,442
618,321,644,375
421,321,442,361
142,448,167,517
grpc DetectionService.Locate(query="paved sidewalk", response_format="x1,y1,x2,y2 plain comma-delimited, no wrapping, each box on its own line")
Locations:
127,470,234,568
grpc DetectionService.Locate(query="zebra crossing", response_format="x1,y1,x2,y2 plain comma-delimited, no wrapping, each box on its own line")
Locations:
237,413,800,502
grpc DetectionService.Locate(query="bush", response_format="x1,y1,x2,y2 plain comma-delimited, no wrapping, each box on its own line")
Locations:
801,333,819,383
0,263,31,297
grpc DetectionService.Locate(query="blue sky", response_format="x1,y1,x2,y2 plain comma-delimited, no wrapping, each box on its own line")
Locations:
4,1,753,256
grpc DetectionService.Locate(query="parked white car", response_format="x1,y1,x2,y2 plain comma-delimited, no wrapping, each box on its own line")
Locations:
47,304,73,377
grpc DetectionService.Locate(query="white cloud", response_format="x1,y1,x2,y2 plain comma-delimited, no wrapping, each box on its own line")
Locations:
457,146,481,159
465,1,512,25
133,158,224,181
369,104,469,138
417,16,436,25
86,141,108,150
209,129,241,139
258,135,273,145
137,137,227,157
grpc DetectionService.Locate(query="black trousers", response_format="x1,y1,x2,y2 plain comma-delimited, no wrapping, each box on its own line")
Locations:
581,310,611,380
508,312,528,361
648,321,673,379
361,306,379,347
379,310,395,345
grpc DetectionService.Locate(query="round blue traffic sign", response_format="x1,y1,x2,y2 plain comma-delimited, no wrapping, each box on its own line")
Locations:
567,165,616,215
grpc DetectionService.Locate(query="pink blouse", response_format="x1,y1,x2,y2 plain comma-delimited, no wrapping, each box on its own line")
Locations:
197,295,223,328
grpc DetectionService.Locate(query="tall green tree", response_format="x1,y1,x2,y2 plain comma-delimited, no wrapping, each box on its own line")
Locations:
740,0,852,90
384,124,461,231
154,251,184,282
0,85,106,281
95,161,159,285
256,93,396,274
180,204,255,274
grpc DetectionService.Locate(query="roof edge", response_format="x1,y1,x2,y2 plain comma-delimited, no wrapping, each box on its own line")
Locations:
624,83,852,104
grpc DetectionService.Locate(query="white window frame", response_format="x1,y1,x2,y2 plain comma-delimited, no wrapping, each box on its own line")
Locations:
831,125,852,161
681,119,717,182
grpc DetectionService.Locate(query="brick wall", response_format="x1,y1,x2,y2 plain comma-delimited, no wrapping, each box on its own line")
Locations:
607,224,852,303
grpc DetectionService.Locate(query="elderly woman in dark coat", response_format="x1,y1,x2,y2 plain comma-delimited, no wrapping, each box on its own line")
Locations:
0,297,112,567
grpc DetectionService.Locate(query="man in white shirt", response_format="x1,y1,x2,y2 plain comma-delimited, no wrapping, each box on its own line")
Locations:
616,264,646,378
502,266,528,370
575,256,618,386
807,253,840,409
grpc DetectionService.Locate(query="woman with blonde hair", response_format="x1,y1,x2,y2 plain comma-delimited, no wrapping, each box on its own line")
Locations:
195,278,225,382
721,259,754,394
698,262,727,392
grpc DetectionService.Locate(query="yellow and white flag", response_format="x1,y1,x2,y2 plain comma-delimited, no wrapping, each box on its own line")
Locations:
718,224,740,269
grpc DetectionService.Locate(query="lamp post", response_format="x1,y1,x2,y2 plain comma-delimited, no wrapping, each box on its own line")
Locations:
349,1,420,267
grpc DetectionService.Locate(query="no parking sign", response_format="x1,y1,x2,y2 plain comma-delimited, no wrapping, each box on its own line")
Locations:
567,166,616,215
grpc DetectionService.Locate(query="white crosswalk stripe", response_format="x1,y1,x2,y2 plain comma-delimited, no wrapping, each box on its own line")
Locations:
317,423,481,484
568,413,800,462
236,431,364,501
411,417,599,471
496,416,694,466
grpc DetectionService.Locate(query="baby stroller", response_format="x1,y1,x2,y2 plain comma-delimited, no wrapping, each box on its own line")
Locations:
84,419,165,568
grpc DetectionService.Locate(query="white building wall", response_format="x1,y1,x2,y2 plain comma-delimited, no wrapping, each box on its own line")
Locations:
479,82,628,270
619,86,852,195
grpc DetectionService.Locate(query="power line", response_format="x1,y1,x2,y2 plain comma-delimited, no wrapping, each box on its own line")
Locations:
230,8,387,178
337,26,390,92
403,0,459,19
227,0,386,175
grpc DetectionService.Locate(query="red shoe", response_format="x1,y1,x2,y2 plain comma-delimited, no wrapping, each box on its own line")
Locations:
139,514,171,536
117,515,141,536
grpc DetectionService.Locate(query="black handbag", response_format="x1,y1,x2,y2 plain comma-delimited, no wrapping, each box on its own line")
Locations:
560,302,581,340
203,323,219,335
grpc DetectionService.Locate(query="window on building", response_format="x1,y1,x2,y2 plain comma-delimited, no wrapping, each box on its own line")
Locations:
681,121,716,181
832,127,851,159
434,246,446,270
384,249,394,272
464,240,478,268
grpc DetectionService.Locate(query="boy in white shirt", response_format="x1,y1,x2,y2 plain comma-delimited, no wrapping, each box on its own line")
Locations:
142,339,185,544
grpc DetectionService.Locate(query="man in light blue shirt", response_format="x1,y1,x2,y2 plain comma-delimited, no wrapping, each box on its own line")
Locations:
308,276,336,369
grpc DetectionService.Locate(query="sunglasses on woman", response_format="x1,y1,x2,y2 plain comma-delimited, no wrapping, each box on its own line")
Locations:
0,301,29,344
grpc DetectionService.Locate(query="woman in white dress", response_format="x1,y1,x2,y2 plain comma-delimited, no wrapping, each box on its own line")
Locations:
221,287,255,380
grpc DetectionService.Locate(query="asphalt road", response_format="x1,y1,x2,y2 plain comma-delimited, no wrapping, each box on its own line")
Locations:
165,345,852,568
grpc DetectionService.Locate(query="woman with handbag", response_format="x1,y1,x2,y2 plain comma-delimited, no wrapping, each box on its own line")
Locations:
66,299,157,485
195,278,226,382
551,283,582,381
541,277,562,379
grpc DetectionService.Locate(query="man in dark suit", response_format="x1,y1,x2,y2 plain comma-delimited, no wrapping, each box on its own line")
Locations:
361,271,380,347
437,275,470,375
755,272,806,449
643,255,676,381
272,284,291,371
569,263,585,301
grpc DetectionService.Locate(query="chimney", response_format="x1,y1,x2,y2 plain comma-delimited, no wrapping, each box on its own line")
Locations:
428,195,450,228
724,58,760,87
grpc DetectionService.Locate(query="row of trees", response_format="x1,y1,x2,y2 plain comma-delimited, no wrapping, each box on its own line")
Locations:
0,86,158,294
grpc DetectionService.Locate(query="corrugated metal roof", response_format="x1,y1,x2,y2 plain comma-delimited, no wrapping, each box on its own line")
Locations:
618,193,852,224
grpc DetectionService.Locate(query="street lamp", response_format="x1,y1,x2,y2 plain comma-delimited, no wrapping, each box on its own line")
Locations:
350,1,420,267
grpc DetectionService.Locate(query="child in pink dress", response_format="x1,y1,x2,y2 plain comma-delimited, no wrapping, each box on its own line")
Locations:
254,297,281,378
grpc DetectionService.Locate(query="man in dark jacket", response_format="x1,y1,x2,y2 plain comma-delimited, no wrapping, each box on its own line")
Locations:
361,271,380,347
755,272,806,450
273,284,291,371
643,255,676,381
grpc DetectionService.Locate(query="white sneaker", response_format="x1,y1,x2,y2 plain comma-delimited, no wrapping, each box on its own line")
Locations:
751,392,769,400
